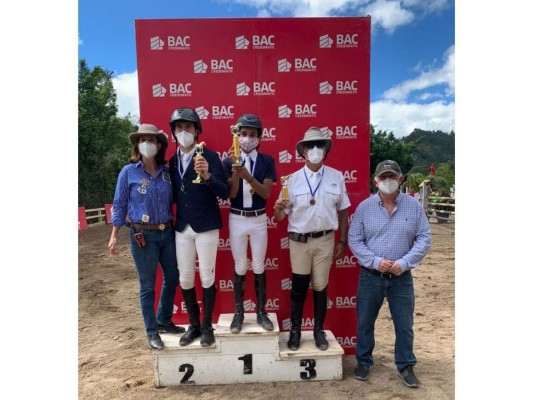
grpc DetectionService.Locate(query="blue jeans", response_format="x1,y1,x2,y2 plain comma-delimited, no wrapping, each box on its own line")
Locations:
129,228,179,336
355,268,416,372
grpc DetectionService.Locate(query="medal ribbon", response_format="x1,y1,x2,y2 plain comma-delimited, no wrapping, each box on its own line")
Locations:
304,170,323,200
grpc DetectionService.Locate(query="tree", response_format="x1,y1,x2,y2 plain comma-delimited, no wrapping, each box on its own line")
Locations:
78,59,135,208
369,125,417,190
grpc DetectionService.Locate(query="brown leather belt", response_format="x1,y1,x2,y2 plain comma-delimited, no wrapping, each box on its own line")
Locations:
230,208,266,217
131,222,172,231
289,230,333,243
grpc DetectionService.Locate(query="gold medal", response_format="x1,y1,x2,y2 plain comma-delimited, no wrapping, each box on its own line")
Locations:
249,188,255,194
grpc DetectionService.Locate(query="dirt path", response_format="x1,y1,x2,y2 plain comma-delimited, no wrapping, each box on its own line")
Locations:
78,222,454,399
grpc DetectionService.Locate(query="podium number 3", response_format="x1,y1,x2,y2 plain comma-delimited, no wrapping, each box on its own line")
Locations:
300,359,317,380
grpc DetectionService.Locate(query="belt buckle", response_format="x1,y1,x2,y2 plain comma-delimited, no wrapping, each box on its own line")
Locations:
158,223,166,231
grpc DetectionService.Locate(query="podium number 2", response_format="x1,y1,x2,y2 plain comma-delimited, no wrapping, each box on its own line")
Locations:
300,359,317,380
238,354,253,374
179,363,195,384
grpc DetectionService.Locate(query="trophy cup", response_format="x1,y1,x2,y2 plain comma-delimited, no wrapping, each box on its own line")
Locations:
230,123,242,167
192,141,206,184
280,175,291,214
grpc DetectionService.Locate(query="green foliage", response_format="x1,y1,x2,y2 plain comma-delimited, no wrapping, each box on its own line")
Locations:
402,129,455,174
78,59,135,208
403,173,427,192
369,125,416,190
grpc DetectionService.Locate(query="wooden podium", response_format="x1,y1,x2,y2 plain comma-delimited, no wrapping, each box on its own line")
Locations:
152,313,344,386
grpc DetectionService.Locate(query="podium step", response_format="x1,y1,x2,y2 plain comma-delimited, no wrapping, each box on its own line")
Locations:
153,313,344,386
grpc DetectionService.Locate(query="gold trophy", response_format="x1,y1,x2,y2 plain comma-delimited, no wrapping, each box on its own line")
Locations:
192,141,206,184
231,123,242,167
280,175,291,214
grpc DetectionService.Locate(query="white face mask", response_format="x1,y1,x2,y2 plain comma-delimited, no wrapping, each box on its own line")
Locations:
177,131,195,148
306,146,324,164
378,178,399,195
138,142,158,159
239,136,259,153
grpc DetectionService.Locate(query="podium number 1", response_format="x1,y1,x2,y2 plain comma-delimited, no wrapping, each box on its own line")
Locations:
238,354,253,374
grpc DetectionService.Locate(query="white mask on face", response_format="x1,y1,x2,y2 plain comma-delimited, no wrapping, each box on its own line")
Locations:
378,178,399,195
306,146,324,164
177,131,195,148
138,142,158,159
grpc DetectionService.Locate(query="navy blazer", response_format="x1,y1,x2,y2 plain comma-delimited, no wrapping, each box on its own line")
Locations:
169,146,229,233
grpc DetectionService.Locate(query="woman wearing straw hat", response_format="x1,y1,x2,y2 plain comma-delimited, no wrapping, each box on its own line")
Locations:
108,123,184,351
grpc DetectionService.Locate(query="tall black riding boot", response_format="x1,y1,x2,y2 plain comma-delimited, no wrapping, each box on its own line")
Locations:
230,273,246,333
179,287,201,346
255,272,274,331
313,286,329,350
200,284,216,347
287,273,310,351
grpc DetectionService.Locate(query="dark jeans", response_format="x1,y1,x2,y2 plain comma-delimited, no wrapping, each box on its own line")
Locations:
130,228,179,336
355,268,416,372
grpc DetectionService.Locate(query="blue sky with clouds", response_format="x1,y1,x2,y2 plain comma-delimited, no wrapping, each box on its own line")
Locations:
78,0,455,138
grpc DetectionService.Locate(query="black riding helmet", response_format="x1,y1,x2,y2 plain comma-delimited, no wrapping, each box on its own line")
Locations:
169,107,202,140
236,114,262,137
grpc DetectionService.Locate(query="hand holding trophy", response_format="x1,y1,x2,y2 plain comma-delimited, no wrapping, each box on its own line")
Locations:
280,175,292,214
192,141,206,184
230,123,242,167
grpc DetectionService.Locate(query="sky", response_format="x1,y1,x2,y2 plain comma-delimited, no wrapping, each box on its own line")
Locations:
78,0,455,138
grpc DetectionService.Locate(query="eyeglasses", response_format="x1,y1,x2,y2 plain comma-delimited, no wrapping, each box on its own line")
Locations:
302,141,326,149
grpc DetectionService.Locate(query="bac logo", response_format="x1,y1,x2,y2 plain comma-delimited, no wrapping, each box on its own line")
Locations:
152,84,167,97
319,127,333,138
254,82,275,96
193,60,208,74
217,197,231,208
278,58,292,72
169,83,192,97
265,298,280,311
278,150,292,164
282,318,291,330
337,34,358,48
262,127,276,142
150,36,164,50
319,81,333,95
327,298,334,309
336,80,358,94
219,279,234,292
264,257,279,270
218,238,231,251
243,299,256,311
295,104,317,118
196,106,209,120
235,35,250,49
236,82,251,96
295,151,305,164
211,59,233,73
267,215,278,229
336,296,357,309
336,126,358,140
278,105,292,118
212,105,234,119
337,336,357,347
172,303,179,314
253,35,275,49
281,237,290,249
343,170,358,184
295,58,317,72
168,35,191,50
319,34,333,48
281,278,291,290
283,317,315,330
335,255,358,268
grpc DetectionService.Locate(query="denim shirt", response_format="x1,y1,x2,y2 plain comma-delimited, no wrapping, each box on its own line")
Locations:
111,161,174,227
348,192,432,272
